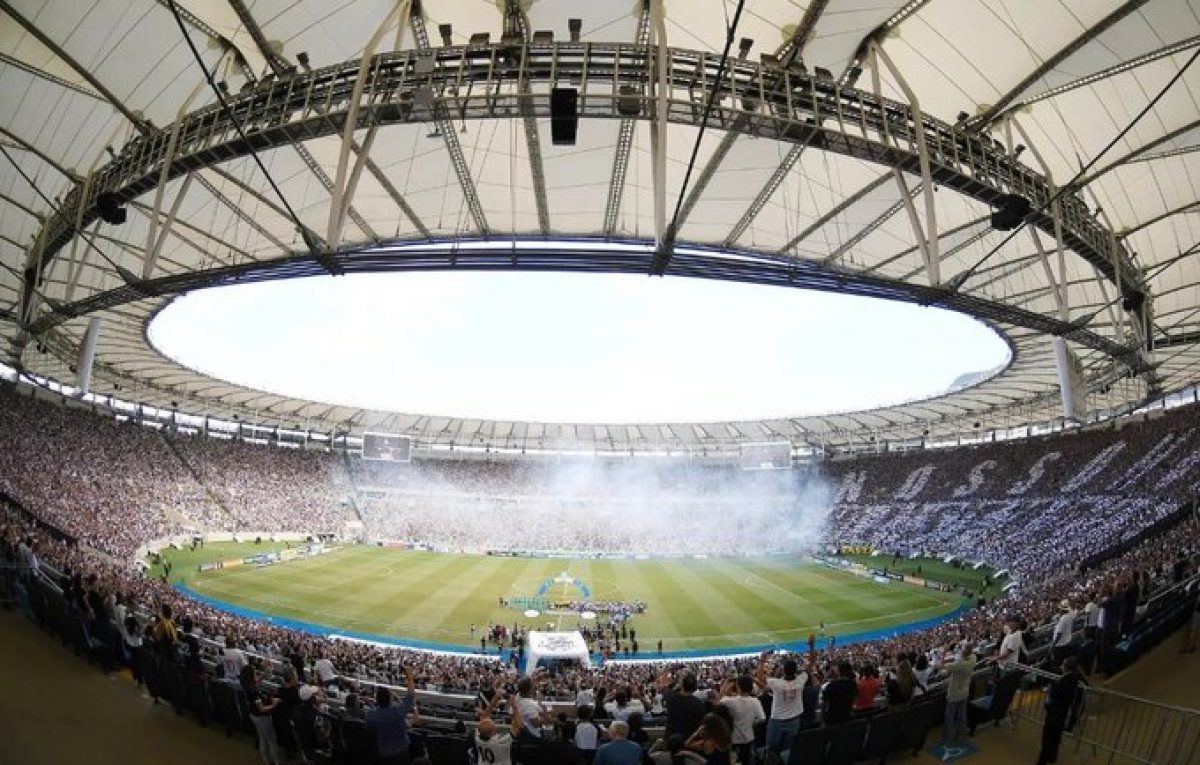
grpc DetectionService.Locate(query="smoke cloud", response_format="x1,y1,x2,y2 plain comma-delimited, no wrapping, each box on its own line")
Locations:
356,458,834,556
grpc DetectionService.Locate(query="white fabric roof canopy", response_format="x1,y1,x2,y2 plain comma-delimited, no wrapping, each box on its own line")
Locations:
1,0,1198,450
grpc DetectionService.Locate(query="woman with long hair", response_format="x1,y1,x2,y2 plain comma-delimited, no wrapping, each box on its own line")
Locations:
685,713,733,765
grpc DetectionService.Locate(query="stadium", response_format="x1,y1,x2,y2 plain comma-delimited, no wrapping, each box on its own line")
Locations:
2,1,1200,764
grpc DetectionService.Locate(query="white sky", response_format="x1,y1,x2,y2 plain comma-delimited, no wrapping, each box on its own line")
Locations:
148,272,1011,422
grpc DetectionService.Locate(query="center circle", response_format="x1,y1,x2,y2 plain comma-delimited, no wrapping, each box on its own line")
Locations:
148,269,1009,422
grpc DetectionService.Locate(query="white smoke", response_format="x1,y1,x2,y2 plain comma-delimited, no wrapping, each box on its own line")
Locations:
356,457,835,556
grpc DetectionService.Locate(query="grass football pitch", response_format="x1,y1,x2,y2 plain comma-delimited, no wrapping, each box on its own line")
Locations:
160,544,966,653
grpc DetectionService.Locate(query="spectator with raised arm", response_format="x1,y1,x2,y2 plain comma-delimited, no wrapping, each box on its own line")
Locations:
755,651,806,757
367,665,417,765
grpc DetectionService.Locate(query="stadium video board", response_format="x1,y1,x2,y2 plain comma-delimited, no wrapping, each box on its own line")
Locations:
362,432,412,462
739,441,792,470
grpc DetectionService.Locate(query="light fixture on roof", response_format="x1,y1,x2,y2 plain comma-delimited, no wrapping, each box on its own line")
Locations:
1013,144,1026,157
737,37,753,59
956,111,970,124
296,51,310,69
439,24,453,46
568,18,582,43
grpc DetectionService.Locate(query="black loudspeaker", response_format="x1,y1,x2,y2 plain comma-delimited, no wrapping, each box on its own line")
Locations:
96,192,127,225
990,193,1030,231
1122,289,1145,313
550,87,578,145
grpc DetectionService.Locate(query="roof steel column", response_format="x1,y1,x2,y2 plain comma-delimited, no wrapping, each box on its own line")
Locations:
602,2,652,236
871,41,939,285
0,52,103,100
327,0,410,245
1,0,150,132
650,0,669,248
972,0,1149,131
505,0,551,235
409,5,490,235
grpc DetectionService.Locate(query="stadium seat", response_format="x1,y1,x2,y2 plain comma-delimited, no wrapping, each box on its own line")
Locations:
860,709,906,762
787,725,829,764
209,680,250,737
968,671,1022,734
182,672,214,725
893,698,939,755
824,719,868,765
425,733,471,765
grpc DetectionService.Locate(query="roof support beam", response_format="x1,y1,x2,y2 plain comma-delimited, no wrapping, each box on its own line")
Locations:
890,170,937,283
0,0,150,133
650,0,669,248
0,127,78,181
1028,226,1069,321
870,40,939,284
153,0,257,82
1076,117,1200,188
723,144,804,248
972,0,1149,130
840,0,934,85
224,0,290,77
194,172,290,254
776,0,830,67
505,0,551,234
889,216,992,282
409,6,490,235
328,0,410,245
293,142,378,242
145,54,235,279
0,51,103,100
780,172,891,255
1013,34,1200,114
603,2,652,236
674,115,748,228
140,173,195,279
1120,200,1200,239
1010,116,1068,321
824,182,909,266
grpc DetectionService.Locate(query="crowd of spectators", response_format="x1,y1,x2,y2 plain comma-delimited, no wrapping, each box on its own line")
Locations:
169,433,348,535
3,378,1200,762
826,405,1200,580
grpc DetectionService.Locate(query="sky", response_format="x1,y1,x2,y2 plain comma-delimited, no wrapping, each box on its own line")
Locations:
148,271,1011,423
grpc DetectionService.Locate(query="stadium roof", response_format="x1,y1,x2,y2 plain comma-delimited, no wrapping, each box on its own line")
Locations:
1,0,1198,451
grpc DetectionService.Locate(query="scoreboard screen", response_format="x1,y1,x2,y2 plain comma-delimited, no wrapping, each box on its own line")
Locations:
739,441,792,470
362,432,412,462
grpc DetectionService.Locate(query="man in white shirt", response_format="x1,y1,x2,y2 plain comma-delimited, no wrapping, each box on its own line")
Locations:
718,675,765,765
313,651,337,688
997,617,1026,670
756,651,807,759
1052,599,1076,663
476,693,521,765
514,676,550,742
220,636,248,680
575,681,595,707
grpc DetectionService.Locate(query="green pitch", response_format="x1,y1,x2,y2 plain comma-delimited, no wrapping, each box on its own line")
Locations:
160,543,966,652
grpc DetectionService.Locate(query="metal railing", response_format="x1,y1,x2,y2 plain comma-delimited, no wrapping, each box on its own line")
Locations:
1008,663,1200,765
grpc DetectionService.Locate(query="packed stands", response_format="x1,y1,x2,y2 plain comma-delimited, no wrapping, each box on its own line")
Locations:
2,378,1200,763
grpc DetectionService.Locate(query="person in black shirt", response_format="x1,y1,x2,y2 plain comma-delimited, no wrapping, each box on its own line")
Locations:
1037,657,1086,765
660,670,707,741
180,616,203,675
822,663,857,726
